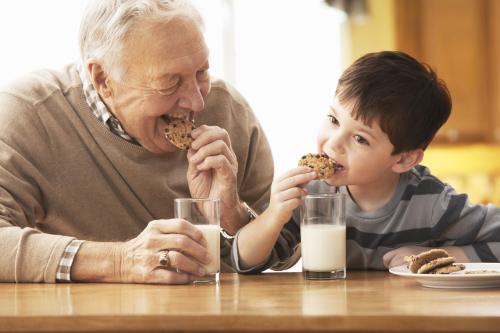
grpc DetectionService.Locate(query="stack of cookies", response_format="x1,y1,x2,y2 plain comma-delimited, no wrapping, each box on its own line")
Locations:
404,249,465,274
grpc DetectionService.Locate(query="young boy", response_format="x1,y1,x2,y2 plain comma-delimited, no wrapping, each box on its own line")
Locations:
231,51,500,273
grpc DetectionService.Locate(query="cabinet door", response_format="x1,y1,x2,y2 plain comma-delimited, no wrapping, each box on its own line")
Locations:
396,0,489,142
491,0,500,142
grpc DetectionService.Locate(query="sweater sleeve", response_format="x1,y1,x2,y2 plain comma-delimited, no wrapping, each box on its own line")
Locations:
431,184,500,262
0,93,74,282
231,210,302,274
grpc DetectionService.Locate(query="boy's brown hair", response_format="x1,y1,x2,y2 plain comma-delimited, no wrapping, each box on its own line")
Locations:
336,51,451,154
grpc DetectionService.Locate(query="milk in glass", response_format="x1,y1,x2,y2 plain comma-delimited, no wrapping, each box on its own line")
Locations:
196,224,220,274
301,223,346,271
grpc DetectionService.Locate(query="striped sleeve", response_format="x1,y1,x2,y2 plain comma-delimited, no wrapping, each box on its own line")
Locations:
231,215,301,274
430,183,500,262
55,239,84,282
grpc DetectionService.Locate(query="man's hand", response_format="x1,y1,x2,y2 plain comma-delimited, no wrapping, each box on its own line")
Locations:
383,245,470,269
186,125,244,233
72,219,212,284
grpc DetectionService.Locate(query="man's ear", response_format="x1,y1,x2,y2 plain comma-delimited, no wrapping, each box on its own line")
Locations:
392,148,424,174
86,60,112,98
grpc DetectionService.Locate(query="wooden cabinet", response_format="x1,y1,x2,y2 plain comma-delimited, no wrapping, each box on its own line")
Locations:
395,0,500,143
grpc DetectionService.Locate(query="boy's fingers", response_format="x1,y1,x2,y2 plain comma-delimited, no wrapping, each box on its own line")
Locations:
275,171,316,192
277,187,308,202
275,166,313,183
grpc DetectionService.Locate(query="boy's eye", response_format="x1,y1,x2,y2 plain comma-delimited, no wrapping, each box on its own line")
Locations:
354,134,369,145
327,114,339,125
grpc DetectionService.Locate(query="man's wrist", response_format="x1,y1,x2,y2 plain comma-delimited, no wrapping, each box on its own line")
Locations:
221,201,258,238
71,241,122,283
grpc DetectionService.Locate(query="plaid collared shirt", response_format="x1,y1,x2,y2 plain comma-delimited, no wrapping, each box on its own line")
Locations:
76,62,138,143
55,63,138,282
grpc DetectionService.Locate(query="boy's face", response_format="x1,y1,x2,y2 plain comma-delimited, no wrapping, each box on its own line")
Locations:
317,97,402,187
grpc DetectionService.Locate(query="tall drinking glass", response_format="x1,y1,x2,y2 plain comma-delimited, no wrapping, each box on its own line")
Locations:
300,193,346,280
174,198,220,283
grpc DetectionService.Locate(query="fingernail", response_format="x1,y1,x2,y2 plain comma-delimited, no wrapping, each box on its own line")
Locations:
198,267,206,276
205,253,212,263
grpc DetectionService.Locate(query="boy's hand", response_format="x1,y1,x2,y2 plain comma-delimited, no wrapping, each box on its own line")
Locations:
266,166,316,227
383,246,430,269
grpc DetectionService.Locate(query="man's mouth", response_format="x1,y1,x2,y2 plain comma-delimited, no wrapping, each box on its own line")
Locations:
162,112,193,122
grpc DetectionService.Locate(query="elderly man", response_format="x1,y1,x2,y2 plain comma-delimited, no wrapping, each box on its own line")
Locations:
0,0,273,284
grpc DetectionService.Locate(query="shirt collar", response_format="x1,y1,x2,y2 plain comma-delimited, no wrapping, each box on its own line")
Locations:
76,62,138,144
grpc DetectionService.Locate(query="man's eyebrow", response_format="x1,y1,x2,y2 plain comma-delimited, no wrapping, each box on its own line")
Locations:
157,74,178,81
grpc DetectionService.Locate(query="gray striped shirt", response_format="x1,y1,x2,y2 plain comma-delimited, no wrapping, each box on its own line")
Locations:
232,165,500,272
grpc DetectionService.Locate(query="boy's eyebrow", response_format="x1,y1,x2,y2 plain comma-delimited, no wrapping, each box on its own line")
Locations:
358,128,376,141
330,105,377,141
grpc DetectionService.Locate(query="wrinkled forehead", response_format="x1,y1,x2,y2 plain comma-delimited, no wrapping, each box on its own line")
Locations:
119,16,208,79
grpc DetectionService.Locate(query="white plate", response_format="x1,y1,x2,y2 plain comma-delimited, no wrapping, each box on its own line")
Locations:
389,263,500,289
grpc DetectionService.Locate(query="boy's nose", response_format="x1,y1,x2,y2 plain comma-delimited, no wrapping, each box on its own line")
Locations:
328,134,346,154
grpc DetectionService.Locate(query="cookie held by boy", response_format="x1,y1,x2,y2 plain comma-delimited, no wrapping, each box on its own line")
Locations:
164,117,196,149
298,153,336,180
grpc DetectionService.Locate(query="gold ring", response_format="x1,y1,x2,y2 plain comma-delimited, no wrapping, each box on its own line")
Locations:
159,250,170,267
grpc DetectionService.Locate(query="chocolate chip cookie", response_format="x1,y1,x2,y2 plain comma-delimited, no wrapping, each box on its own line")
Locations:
298,153,336,180
164,117,196,149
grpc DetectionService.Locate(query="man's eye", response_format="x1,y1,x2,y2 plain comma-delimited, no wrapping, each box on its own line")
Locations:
354,135,369,145
157,85,178,96
197,69,209,80
327,114,339,125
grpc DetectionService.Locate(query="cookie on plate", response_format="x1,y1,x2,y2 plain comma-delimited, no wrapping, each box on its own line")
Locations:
417,256,456,274
298,153,336,180
404,249,450,273
430,263,466,274
164,117,196,149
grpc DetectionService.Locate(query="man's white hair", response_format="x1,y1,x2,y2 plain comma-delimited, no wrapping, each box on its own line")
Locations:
79,0,204,79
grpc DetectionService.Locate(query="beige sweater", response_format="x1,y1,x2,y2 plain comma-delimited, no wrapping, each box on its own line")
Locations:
0,64,273,282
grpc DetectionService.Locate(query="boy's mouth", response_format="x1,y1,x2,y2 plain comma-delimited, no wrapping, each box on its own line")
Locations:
331,158,345,173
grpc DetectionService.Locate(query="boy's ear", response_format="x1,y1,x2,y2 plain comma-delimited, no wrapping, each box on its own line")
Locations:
392,148,424,174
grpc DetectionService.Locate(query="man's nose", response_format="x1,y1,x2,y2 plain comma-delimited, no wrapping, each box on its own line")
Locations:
178,79,205,112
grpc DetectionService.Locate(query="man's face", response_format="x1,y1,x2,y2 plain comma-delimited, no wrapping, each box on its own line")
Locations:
317,97,401,188
105,16,211,154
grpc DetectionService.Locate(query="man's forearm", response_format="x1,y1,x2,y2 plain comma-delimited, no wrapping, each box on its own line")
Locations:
220,201,248,235
71,241,122,282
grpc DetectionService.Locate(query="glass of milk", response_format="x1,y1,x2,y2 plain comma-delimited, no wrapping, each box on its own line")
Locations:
174,198,221,283
300,193,346,280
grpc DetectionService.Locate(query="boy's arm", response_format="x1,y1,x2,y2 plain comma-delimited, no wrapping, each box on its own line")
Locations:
235,210,289,270
231,167,316,272
232,214,302,272
384,184,500,269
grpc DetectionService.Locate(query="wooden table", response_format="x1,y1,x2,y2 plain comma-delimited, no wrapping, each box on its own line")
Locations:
1,271,500,333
